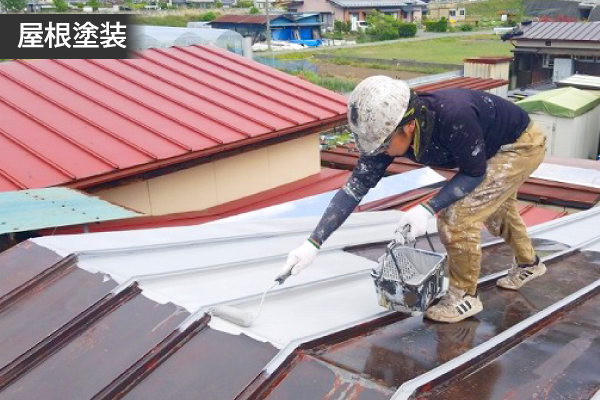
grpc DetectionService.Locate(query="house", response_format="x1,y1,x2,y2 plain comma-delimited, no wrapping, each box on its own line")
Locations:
287,0,427,31
209,13,323,42
0,46,346,218
426,2,466,22
510,22,600,88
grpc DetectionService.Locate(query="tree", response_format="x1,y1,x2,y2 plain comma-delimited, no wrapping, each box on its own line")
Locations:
0,0,26,12
366,10,400,40
53,0,69,12
234,0,253,7
86,0,100,10
212,0,222,7
249,6,259,14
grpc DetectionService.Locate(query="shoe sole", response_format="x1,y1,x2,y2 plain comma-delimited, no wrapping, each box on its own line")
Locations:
424,301,483,323
496,263,547,291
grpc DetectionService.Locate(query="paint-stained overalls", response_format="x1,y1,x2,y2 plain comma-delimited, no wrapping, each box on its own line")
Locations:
309,89,546,296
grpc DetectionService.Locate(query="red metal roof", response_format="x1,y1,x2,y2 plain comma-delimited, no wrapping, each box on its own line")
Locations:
519,21,600,42
210,15,279,24
464,56,513,64
414,77,509,93
0,45,347,192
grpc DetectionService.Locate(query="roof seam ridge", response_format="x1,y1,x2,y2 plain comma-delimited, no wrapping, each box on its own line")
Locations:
118,58,277,132
176,46,336,117
96,59,253,139
20,60,193,152
134,50,301,125
0,67,159,161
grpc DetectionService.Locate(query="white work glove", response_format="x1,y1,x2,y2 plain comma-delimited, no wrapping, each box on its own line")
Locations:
395,203,435,244
277,240,319,282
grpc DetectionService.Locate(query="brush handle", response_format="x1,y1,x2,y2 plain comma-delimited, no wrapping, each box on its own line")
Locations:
275,270,292,284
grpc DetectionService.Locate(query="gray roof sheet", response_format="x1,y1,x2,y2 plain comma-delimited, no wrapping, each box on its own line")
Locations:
519,21,600,41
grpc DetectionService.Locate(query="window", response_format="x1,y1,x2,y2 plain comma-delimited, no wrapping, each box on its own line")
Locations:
459,9,465,16
449,9,456,17
573,55,598,63
542,54,555,68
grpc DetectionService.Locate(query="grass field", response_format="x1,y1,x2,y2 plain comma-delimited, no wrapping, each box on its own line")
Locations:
325,35,513,64
463,0,525,21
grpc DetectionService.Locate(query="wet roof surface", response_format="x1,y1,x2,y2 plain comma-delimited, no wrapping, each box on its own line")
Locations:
1,209,600,399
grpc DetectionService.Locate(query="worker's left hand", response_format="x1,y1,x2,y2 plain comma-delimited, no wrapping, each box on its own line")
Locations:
395,203,435,244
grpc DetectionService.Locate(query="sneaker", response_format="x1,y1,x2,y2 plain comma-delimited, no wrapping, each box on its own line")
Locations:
496,256,546,291
424,286,483,323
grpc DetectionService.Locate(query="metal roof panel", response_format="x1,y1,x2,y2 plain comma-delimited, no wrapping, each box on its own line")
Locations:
520,22,600,41
0,46,346,191
0,188,140,234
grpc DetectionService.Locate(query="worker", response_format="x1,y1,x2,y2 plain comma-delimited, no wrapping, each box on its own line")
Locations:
278,76,547,323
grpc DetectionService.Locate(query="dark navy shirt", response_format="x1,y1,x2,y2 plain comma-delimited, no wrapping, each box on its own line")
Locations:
308,89,531,246
405,89,530,177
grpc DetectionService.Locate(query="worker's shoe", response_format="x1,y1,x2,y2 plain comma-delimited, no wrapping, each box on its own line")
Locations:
424,286,483,323
496,256,546,291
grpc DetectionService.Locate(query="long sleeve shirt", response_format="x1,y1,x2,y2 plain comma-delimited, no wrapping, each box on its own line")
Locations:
309,89,530,247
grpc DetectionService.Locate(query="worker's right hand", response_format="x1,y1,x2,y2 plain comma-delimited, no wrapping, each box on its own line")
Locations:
278,240,319,280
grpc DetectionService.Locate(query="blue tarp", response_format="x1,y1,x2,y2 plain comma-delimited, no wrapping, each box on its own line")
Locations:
299,27,313,40
272,28,293,41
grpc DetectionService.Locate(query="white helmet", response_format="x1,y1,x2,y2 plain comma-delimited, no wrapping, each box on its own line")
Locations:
347,76,411,156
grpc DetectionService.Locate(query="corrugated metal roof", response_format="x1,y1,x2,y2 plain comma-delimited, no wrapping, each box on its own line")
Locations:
0,45,347,192
519,21,600,41
1,206,600,398
558,73,600,90
414,77,509,92
0,187,140,234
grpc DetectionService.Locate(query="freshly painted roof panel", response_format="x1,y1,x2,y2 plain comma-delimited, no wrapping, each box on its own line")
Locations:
0,187,140,234
519,21,600,42
0,46,347,192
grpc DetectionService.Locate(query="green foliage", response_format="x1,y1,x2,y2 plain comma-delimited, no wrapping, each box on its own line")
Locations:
397,22,417,38
200,11,218,20
213,0,222,7
365,10,400,41
334,20,343,34
460,23,474,31
425,17,448,32
249,5,259,13
234,0,253,7
53,0,69,11
86,0,100,10
158,1,168,8
290,70,356,93
76,2,84,8
342,21,351,33
0,0,26,12
464,0,523,22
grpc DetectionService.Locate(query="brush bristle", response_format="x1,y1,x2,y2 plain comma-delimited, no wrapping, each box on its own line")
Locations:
209,305,254,327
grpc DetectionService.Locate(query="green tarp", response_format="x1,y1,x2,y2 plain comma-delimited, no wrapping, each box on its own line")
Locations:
516,87,600,119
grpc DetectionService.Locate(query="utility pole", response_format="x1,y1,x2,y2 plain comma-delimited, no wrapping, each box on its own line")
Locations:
264,0,272,52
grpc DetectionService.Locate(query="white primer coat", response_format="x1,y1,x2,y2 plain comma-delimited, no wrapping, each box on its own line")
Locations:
532,163,600,189
33,212,399,347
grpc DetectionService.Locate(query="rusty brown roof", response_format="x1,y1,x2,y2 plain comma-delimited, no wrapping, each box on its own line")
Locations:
519,21,600,42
